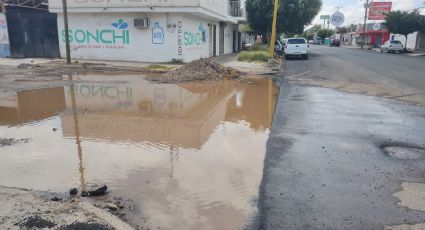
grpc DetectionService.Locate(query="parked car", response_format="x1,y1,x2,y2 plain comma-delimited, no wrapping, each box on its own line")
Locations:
243,42,253,50
284,38,309,59
330,39,341,47
380,40,404,53
274,40,283,54
308,40,314,45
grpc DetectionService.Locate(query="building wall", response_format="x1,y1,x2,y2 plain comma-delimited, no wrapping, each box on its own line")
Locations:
57,12,235,62
200,0,228,17
391,32,418,50
49,0,201,10
223,23,238,53
0,13,10,57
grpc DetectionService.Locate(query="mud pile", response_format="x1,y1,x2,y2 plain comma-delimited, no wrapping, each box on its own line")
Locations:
149,59,240,83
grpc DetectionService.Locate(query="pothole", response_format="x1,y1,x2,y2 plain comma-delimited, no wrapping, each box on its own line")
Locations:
383,146,425,160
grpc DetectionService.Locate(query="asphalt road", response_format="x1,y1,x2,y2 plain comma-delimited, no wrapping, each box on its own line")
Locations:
255,46,425,229
283,46,425,106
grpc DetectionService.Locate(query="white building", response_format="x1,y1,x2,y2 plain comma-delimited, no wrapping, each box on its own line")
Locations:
48,0,246,62
390,32,425,51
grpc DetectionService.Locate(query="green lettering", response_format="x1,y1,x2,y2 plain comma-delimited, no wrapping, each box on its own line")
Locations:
113,30,126,44
92,86,104,98
184,32,190,46
87,30,100,43
74,30,86,43
61,29,73,43
100,30,113,44
198,33,202,45
104,87,117,99
79,85,91,97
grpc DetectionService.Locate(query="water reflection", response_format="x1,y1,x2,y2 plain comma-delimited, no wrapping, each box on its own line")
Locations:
0,75,278,230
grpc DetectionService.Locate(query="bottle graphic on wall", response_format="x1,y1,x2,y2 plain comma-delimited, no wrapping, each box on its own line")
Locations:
152,22,165,44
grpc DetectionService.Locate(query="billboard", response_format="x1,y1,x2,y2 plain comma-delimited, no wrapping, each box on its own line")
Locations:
368,2,392,20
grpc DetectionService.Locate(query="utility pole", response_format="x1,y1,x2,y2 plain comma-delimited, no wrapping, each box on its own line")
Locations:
62,0,71,64
361,0,369,49
269,0,279,58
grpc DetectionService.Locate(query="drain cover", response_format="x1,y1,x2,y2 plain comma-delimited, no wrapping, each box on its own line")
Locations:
383,146,425,160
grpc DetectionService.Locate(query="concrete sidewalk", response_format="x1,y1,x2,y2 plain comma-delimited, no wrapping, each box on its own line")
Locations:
211,53,280,75
340,46,425,56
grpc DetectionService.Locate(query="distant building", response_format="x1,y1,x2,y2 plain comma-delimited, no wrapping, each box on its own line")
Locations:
355,23,390,48
48,0,247,62
390,32,425,51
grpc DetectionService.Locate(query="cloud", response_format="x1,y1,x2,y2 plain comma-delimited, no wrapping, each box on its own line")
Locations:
306,0,422,29
392,0,416,11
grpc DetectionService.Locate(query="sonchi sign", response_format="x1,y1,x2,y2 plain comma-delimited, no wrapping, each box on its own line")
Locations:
61,19,130,45
184,24,207,47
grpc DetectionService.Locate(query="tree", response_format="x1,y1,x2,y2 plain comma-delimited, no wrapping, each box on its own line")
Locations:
336,27,348,34
317,28,334,39
384,10,423,49
246,0,322,35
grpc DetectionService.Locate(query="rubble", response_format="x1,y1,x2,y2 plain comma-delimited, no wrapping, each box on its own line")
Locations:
81,185,108,197
0,138,31,148
148,59,240,83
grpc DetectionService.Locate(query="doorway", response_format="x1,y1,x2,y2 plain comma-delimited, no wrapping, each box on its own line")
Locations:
213,25,217,57
219,22,225,55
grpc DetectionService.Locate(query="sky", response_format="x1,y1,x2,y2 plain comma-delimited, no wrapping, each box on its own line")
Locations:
309,0,425,28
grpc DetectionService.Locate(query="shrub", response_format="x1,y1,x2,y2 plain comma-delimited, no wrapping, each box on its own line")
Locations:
249,41,266,51
237,50,269,62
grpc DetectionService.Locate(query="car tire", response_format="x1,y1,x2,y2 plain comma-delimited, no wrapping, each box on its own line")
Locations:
303,54,308,60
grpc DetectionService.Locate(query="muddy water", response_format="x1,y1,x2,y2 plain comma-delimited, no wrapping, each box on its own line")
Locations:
0,75,278,230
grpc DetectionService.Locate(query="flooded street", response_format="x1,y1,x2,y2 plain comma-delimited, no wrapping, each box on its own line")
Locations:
0,75,278,230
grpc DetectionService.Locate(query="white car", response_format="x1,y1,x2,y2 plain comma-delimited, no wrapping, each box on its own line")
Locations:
284,38,309,59
380,40,404,53
274,40,283,54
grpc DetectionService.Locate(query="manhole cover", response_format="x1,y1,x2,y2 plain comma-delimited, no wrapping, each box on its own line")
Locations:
383,146,425,160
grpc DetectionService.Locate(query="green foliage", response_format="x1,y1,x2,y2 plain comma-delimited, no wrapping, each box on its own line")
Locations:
302,31,315,40
384,10,422,37
308,24,323,33
238,51,269,62
246,0,322,35
317,28,334,38
384,10,424,48
249,41,267,51
240,24,254,33
336,27,348,34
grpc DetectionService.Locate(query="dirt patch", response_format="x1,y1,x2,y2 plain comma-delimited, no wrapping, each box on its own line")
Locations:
16,61,148,76
147,59,240,83
0,138,31,148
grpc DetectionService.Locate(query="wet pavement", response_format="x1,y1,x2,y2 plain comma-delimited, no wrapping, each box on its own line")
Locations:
256,47,425,229
0,75,278,230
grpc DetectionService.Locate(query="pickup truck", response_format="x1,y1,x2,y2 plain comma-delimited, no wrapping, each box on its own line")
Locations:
284,38,309,59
